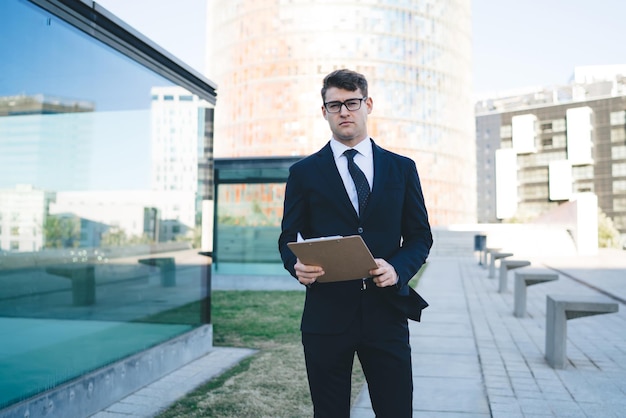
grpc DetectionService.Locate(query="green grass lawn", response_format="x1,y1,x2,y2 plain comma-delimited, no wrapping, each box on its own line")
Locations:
155,290,361,417
156,265,426,417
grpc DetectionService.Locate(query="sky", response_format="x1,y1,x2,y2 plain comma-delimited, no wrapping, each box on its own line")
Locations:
97,0,626,99
68,0,626,99
472,0,626,97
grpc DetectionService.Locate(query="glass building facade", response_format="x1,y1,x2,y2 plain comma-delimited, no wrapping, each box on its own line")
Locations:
208,0,476,227
0,1,216,416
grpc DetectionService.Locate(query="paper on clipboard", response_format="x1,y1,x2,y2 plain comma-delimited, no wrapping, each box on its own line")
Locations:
287,235,378,282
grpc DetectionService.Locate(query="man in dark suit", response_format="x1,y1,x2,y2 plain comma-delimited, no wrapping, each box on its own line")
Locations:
278,69,432,417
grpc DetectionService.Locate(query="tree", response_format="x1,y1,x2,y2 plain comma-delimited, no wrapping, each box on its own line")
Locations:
598,211,621,249
43,215,80,249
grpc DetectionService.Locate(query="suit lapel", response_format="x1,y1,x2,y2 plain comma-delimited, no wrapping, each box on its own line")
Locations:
314,143,359,218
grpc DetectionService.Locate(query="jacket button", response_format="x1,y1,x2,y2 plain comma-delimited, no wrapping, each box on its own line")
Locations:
357,227,364,234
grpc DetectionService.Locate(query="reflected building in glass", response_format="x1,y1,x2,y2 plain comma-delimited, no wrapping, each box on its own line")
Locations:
151,86,208,195
208,0,476,226
0,94,94,191
0,0,217,415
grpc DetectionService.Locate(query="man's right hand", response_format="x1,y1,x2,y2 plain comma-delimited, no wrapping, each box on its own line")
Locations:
294,258,324,286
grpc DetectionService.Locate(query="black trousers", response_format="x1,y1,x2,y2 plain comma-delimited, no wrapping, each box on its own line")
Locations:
302,292,413,418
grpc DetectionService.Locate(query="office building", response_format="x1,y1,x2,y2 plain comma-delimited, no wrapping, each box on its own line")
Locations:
475,65,626,243
208,0,476,226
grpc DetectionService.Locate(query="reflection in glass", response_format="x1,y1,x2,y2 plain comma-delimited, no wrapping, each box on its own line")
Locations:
0,0,213,408
215,183,284,275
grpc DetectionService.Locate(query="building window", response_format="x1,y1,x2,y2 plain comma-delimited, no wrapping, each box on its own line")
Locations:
541,122,553,132
611,128,626,143
612,145,626,159
572,165,594,180
614,197,626,211
552,134,567,148
552,119,566,132
614,180,626,192
610,110,626,126
613,162,626,176
500,125,512,138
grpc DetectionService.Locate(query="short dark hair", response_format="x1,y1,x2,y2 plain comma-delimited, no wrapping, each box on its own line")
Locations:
321,69,368,102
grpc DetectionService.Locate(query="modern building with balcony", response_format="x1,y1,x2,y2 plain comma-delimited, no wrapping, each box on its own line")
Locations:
475,65,626,246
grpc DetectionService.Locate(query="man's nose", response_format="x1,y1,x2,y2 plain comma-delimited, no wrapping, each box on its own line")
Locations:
339,104,351,114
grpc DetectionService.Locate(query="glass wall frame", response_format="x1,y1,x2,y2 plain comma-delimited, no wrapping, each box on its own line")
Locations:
213,157,300,276
0,0,217,415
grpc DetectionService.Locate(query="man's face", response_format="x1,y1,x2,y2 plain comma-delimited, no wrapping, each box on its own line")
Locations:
322,87,373,146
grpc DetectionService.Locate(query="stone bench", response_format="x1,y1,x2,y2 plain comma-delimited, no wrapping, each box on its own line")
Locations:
488,251,512,279
485,247,502,266
513,269,559,317
498,259,530,293
46,265,96,306
545,294,619,369
138,257,176,287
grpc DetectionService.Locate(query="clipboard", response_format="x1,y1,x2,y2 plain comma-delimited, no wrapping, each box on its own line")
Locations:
287,235,378,282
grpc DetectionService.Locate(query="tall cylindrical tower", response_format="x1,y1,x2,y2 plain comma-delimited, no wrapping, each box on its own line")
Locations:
208,0,475,225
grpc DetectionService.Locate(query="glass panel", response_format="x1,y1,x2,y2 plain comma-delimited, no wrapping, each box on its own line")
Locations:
0,0,212,408
214,183,284,275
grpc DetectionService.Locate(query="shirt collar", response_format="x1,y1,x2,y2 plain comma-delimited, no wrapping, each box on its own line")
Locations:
330,137,372,161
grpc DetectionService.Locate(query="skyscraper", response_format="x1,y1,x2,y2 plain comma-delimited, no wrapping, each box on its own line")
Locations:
207,0,475,225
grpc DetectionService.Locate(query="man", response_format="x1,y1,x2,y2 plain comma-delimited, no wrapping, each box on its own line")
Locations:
278,69,432,417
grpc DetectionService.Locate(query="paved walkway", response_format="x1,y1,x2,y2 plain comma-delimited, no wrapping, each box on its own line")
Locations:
96,250,626,417
353,251,626,417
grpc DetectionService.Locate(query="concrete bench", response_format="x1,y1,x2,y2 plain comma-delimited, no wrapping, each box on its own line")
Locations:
46,265,96,306
545,294,619,369
498,259,530,293
488,251,512,278
485,247,502,267
138,257,176,287
513,269,559,317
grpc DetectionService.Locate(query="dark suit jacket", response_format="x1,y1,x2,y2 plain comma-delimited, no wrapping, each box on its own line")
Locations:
278,139,432,334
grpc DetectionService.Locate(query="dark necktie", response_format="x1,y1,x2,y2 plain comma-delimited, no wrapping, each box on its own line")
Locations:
343,149,370,216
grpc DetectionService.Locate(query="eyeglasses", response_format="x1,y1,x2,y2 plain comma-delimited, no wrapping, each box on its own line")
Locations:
323,97,367,113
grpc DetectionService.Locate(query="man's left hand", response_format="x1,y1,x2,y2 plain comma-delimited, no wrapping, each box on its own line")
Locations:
369,259,398,287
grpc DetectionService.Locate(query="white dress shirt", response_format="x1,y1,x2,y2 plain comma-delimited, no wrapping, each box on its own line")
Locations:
330,137,374,215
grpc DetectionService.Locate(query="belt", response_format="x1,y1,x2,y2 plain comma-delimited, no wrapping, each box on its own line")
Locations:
361,277,375,290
